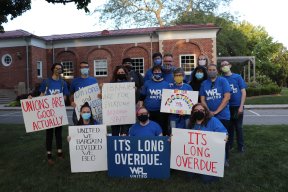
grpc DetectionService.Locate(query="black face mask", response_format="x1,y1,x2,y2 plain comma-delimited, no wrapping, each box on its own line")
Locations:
137,115,149,123
194,111,205,120
117,74,126,80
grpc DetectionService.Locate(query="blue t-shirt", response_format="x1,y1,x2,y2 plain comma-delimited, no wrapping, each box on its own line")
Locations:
192,117,227,133
129,120,162,136
140,79,170,111
223,73,247,106
70,76,98,94
200,77,231,120
144,68,153,82
39,78,69,96
163,71,174,84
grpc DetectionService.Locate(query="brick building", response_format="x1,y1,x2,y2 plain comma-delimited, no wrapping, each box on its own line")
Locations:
0,24,220,94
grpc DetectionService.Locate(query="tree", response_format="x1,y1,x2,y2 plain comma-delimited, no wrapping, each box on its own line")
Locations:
0,0,91,32
95,0,232,28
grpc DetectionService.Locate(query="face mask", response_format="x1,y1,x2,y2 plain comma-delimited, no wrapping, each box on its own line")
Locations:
208,71,217,78
221,66,230,73
137,114,149,123
80,68,89,76
174,76,183,84
153,73,162,80
81,112,91,120
194,111,205,120
117,74,126,80
195,72,204,79
198,60,206,66
154,59,162,66
163,64,172,71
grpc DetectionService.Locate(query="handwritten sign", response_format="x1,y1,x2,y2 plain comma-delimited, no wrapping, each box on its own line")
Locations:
102,83,136,125
69,125,107,173
170,128,226,177
108,137,170,179
160,89,198,115
74,84,102,123
21,93,68,133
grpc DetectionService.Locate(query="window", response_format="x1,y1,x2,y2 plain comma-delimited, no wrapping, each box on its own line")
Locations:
131,58,144,75
180,54,196,75
94,59,108,76
1,54,12,67
37,61,43,78
61,61,74,79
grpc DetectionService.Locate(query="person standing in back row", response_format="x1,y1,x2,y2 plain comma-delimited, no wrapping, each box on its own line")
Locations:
221,61,247,152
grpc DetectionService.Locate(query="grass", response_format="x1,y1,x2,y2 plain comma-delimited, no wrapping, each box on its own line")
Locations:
0,124,288,192
246,87,288,104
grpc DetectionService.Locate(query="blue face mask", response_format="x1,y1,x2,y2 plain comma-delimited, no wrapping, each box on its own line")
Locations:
80,68,89,76
154,59,162,66
81,112,91,120
153,73,163,80
195,72,204,79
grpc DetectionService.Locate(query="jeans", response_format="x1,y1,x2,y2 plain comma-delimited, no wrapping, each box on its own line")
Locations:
169,115,190,129
46,126,62,152
229,106,244,151
111,125,130,136
219,119,230,160
149,111,170,136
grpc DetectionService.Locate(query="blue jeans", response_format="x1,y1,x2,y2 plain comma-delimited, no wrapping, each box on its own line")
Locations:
229,106,244,151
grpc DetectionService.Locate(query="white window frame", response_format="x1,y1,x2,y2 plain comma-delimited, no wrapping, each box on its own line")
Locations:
131,57,144,75
1,54,12,67
179,54,196,75
37,61,43,78
61,61,74,79
94,59,108,77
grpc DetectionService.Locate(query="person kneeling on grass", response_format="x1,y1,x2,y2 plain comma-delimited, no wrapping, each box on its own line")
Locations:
129,107,162,137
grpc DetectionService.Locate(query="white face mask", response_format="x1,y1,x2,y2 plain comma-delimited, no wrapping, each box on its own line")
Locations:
80,68,89,76
198,60,206,66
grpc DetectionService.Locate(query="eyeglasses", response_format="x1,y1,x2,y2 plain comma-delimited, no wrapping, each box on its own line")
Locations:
55,67,62,70
80,66,89,69
138,113,148,116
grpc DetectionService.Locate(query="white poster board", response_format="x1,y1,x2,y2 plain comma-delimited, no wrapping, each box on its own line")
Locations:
160,89,198,115
74,84,102,123
102,82,136,125
69,125,107,173
170,128,226,177
21,93,68,133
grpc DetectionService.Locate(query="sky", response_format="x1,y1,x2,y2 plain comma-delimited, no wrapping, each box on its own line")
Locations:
2,0,288,47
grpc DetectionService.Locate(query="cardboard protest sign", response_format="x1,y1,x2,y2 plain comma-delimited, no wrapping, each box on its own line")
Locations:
160,89,198,115
170,128,226,177
108,137,170,179
74,83,102,123
21,93,68,133
102,82,136,125
69,125,107,173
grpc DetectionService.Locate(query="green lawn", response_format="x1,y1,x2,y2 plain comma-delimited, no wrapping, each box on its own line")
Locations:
0,124,287,192
246,88,288,104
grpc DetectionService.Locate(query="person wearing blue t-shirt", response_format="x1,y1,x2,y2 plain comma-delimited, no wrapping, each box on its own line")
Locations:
162,53,175,85
144,52,162,82
221,61,247,153
37,63,69,165
169,68,193,129
200,64,231,166
138,65,170,136
188,103,227,183
70,61,98,125
129,107,162,136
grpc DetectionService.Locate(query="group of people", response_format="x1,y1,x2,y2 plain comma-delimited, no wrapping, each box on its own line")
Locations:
30,52,247,183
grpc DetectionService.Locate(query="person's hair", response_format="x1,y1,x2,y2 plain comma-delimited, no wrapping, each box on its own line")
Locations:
111,65,130,82
163,52,173,58
152,52,162,59
152,65,163,73
122,58,133,65
77,102,95,125
51,63,63,72
220,60,230,66
189,66,208,91
173,67,184,76
188,103,212,129
80,61,88,65
207,63,218,70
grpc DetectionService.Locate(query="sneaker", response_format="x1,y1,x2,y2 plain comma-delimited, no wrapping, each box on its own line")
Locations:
57,152,64,160
47,159,55,165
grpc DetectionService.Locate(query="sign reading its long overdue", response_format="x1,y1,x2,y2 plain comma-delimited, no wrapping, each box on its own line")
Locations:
170,128,226,177
160,89,199,115
108,137,170,179
21,93,68,133
74,83,102,123
69,125,107,173
102,82,136,125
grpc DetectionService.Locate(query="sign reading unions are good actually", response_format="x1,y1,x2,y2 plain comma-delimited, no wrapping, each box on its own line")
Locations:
21,93,68,133
102,82,136,125
170,128,226,177
108,137,170,179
